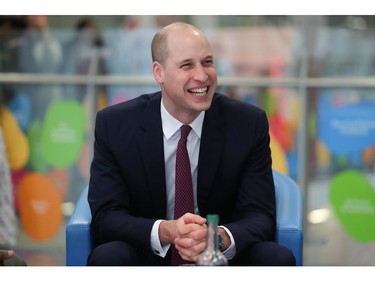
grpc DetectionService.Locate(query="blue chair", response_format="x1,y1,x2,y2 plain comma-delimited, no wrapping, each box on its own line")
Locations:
66,170,303,266
65,186,93,266
273,170,304,266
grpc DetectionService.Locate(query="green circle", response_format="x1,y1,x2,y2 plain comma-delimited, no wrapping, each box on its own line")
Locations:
28,120,48,172
41,100,86,168
330,170,375,242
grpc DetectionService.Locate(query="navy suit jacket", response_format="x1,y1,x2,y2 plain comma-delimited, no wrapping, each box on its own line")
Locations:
88,91,276,258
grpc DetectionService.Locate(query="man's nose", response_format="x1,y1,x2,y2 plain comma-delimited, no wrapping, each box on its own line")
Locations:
193,64,209,82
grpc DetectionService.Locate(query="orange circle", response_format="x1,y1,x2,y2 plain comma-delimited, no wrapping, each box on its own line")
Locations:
18,173,63,242
11,168,27,211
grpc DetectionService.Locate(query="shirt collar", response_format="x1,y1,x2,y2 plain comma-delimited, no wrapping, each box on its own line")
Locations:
161,98,205,140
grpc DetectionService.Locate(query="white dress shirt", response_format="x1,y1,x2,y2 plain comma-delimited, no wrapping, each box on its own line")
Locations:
150,98,235,260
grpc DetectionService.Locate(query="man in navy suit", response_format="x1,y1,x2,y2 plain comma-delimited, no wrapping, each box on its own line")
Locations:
87,22,295,266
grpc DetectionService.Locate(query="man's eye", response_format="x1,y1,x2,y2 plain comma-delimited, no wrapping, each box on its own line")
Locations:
181,63,192,68
203,59,214,66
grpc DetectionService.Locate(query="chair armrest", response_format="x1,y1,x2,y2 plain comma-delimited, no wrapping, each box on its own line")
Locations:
66,186,93,266
273,170,304,266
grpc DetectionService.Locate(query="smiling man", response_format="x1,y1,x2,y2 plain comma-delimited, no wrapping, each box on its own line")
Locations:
87,22,296,266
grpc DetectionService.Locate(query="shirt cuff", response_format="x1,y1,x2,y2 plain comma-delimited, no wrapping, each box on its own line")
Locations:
220,225,236,260
151,219,171,257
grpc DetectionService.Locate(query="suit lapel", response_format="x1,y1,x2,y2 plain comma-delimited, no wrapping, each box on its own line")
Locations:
135,93,226,217
197,101,225,203
137,93,167,217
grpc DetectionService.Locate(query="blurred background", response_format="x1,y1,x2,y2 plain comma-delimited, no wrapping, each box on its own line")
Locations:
1,15,375,266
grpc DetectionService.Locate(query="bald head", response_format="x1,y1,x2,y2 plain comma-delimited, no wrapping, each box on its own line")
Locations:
151,22,207,66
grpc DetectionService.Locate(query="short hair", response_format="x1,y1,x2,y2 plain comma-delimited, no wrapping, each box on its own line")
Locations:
151,22,202,66
151,29,167,65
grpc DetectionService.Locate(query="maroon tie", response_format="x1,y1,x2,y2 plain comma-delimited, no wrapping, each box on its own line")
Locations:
171,125,194,266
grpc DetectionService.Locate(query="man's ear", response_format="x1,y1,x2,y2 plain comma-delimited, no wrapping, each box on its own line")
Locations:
152,61,163,84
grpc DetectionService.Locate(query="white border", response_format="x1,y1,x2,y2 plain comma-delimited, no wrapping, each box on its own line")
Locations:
2,1,373,15
4,266,375,281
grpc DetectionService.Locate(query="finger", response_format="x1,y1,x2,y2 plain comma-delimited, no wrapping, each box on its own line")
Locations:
175,238,206,256
176,216,206,237
185,222,206,232
177,223,201,238
180,224,207,240
182,213,206,225
0,250,14,261
177,242,206,262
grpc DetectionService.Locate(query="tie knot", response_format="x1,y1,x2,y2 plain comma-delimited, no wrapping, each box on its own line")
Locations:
180,125,192,140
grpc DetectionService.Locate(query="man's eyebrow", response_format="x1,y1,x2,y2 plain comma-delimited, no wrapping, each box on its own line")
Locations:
178,58,193,64
176,55,214,65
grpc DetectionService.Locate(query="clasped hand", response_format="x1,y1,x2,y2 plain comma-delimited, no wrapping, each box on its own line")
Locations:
159,213,207,263
174,213,207,262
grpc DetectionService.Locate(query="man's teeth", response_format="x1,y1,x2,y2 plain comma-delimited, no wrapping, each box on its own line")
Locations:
189,88,207,96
